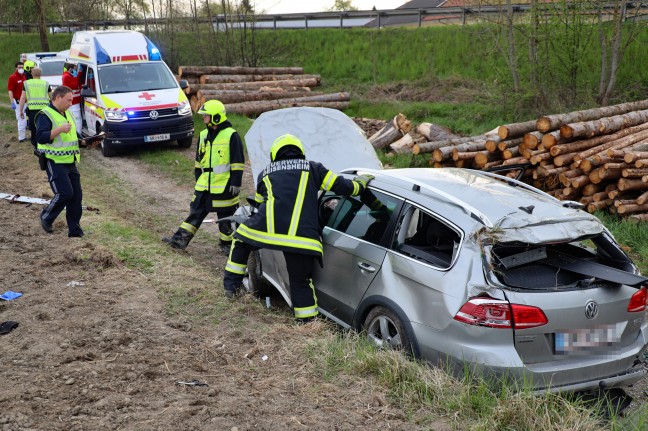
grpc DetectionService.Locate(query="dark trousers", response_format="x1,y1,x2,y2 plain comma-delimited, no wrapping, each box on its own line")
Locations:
26,109,40,148
180,190,237,242
224,240,318,319
41,160,83,235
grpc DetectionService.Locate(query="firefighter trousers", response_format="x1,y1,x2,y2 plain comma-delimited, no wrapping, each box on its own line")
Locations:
224,238,319,320
179,190,237,243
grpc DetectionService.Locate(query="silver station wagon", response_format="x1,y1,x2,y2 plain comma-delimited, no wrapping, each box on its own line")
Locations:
240,107,648,393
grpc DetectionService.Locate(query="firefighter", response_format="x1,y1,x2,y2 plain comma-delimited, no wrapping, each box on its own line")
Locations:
23,60,35,80
222,134,373,322
162,100,245,253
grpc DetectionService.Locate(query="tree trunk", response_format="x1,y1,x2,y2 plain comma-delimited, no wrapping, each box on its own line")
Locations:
498,120,537,139
179,66,305,77
34,0,50,51
522,131,543,149
196,90,318,104
198,77,320,88
573,126,648,162
389,134,415,154
415,123,460,142
622,168,648,178
624,151,648,164
618,178,648,191
225,100,349,116
412,134,494,155
368,114,412,150
536,99,648,132
561,109,648,139
199,73,320,84
433,140,488,162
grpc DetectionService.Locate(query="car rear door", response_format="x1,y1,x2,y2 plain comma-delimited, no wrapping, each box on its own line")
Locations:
314,188,403,325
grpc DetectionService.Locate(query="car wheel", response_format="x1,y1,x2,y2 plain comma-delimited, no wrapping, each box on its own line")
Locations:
177,137,192,148
97,123,116,157
245,251,272,297
363,306,413,354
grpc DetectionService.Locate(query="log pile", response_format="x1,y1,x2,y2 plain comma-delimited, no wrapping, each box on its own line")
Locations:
178,66,350,116
377,100,648,222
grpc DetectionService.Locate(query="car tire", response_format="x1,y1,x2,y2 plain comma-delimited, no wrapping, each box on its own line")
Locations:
98,124,116,157
177,137,192,148
246,251,272,297
363,306,413,355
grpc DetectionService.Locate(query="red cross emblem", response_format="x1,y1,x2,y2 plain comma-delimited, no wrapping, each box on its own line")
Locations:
138,92,156,101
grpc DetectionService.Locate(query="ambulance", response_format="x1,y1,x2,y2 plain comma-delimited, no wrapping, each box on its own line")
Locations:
69,30,194,157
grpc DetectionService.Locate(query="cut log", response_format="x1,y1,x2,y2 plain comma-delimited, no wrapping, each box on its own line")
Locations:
473,151,500,167
496,137,523,152
522,131,543,150
433,140,487,162
369,114,412,150
389,134,415,154
637,190,648,205
618,178,648,191
498,120,537,140
553,152,579,167
197,90,320,104
574,125,648,161
587,199,613,213
198,77,320,88
415,123,460,142
225,100,349,116
559,169,584,187
570,174,591,189
625,151,648,163
536,99,648,132
591,191,610,202
621,168,648,178
412,133,495,155
541,130,567,149
198,73,320,84
617,203,648,215
179,66,304,77
502,146,520,160
560,109,648,139
628,214,648,223
502,156,530,166
530,152,552,165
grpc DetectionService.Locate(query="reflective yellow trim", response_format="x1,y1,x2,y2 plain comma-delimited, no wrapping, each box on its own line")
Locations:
180,222,197,234
321,171,337,191
231,163,244,171
236,224,323,254
225,260,246,274
263,176,275,234
254,193,264,203
220,231,234,241
212,196,239,208
288,171,309,236
352,181,360,196
295,306,319,318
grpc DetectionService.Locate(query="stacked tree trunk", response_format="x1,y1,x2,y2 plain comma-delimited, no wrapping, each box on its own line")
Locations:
178,66,350,116
401,99,648,222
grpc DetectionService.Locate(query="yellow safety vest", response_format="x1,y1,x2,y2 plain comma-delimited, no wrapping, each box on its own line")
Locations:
36,107,79,164
195,127,236,194
24,79,49,110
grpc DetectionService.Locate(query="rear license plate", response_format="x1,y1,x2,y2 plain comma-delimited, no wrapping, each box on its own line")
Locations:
144,133,170,142
555,323,624,354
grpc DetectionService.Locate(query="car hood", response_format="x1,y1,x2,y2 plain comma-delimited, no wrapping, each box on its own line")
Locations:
244,107,383,181
100,88,184,110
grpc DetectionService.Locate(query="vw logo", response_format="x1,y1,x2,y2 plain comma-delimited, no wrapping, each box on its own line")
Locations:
584,301,599,319
149,110,159,120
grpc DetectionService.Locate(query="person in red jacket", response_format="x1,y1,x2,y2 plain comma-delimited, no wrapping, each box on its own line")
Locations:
62,61,82,136
7,61,27,142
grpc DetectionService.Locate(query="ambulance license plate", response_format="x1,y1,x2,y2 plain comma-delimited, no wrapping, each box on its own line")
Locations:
144,133,170,142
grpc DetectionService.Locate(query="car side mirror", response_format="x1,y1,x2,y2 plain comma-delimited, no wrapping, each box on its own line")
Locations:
80,85,95,98
179,79,189,90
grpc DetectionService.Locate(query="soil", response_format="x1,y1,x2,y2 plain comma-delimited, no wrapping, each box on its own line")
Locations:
0,119,445,431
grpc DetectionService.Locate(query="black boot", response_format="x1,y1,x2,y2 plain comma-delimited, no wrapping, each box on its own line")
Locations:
162,229,193,250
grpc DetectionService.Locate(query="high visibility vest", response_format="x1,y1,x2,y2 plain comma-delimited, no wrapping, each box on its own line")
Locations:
24,79,49,110
36,107,79,164
195,127,236,194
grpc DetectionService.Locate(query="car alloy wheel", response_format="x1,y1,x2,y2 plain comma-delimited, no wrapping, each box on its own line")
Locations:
364,306,413,354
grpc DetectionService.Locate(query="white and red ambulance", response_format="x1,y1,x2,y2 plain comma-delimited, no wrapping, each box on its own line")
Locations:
69,30,194,157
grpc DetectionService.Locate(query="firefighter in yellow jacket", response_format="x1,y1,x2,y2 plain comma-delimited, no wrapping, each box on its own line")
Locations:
223,134,373,322
163,100,245,252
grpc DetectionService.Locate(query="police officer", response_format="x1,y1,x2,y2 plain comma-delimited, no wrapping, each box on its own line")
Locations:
163,100,245,252
19,67,51,148
223,134,373,322
36,85,84,238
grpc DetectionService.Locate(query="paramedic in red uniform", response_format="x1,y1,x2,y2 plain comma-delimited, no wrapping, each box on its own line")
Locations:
62,61,82,136
7,61,27,142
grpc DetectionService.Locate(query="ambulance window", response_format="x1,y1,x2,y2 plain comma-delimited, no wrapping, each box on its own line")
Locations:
86,67,96,91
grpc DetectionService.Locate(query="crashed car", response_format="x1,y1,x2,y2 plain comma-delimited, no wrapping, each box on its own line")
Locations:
240,107,648,393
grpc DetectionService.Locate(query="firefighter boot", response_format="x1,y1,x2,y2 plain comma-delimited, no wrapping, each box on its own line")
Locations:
162,229,193,250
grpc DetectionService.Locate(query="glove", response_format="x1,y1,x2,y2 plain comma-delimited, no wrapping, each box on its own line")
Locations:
229,185,241,195
354,174,375,190
10,101,16,110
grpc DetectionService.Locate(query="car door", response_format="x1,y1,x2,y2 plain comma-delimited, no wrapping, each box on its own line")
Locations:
314,188,403,325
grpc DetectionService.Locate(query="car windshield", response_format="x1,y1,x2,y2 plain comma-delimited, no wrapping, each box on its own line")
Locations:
40,60,65,76
98,63,177,94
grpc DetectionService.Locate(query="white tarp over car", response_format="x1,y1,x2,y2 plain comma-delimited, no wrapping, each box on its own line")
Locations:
244,107,383,182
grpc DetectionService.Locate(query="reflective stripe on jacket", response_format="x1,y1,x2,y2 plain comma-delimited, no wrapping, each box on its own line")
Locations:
36,107,79,164
24,79,49,110
235,158,363,256
195,127,236,193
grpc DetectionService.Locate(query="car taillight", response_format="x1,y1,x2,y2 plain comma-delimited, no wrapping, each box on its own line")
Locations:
627,287,647,313
454,297,548,329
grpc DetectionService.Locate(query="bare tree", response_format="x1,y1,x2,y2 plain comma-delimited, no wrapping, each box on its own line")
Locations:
34,0,49,50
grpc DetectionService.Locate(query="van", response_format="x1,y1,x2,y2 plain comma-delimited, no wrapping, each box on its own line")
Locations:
69,30,194,157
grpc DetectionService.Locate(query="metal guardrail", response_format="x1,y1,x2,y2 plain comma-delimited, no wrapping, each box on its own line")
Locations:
2,3,647,33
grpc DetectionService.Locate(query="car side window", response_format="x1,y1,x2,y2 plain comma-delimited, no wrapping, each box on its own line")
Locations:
324,189,400,245
392,205,460,269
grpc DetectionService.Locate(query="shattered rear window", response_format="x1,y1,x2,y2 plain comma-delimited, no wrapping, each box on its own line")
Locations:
490,234,637,290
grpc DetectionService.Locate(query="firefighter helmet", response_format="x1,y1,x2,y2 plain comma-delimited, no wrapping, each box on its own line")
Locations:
270,134,305,162
197,99,227,126
23,60,36,72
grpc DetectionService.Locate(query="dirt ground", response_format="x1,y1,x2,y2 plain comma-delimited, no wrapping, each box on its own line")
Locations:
0,118,446,430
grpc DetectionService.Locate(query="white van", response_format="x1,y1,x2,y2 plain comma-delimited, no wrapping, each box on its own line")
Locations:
69,30,194,156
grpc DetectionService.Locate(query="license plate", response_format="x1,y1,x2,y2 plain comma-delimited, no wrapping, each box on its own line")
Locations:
555,323,624,354
144,133,170,142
